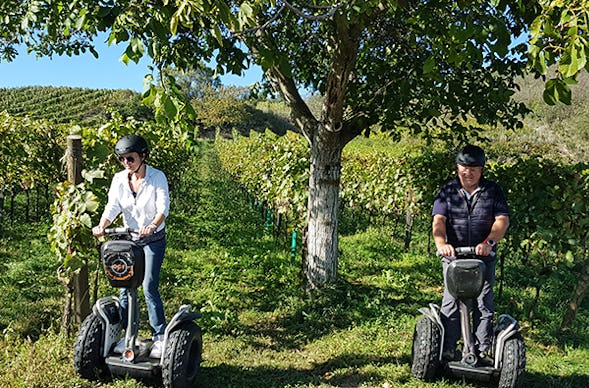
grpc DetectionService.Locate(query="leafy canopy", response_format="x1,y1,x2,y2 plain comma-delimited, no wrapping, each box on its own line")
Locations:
1,1,587,134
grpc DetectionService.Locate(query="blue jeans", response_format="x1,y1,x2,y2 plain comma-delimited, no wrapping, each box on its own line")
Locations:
440,258,496,354
119,237,167,337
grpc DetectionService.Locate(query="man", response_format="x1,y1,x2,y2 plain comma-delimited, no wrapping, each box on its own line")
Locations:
432,144,509,365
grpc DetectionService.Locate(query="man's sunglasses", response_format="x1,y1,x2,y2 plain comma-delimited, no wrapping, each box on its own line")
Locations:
118,156,136,163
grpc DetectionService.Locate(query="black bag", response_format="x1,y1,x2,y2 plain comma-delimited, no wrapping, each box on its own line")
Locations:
101,240,145,288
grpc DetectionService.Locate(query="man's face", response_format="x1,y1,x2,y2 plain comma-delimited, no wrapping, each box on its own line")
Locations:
457,164,483,190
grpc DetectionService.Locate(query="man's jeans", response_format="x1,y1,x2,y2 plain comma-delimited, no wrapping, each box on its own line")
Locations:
440,257,496,354
119,237,167,337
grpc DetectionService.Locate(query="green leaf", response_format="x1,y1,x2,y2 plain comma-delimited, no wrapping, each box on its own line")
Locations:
162,95,178,119
558,42,579,78
557,80,572,105
543,79,558,105
211,25,223,45
80,213,93,228
76,8,87,29
81,169,105,183
423,56,435,74
240,2,254,19
170,15,179,35
529,15,542,39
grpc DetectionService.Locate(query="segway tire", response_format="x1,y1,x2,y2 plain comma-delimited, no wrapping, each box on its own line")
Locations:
497,333,526,388
411,316,442,381
162,321,203,388
73,313,108,380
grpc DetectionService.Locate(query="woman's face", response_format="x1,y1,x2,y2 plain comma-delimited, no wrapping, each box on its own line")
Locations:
457,164,483,191
118,152,143,171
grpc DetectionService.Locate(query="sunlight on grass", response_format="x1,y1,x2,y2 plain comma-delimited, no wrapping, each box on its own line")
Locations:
1,141,588,387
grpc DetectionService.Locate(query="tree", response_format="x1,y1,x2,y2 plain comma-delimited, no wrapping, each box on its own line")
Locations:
2,0,588,289
162,63,222,101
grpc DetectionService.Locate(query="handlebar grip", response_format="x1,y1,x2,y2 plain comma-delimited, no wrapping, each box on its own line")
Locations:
438,246,496,257
454,246,476,255
104,227,138,235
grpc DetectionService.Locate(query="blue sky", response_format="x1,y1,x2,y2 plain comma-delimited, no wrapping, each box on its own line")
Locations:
0,39,263,92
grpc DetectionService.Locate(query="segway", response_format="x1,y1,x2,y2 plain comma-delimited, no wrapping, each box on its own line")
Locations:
74,228,203,387
411,247,526,387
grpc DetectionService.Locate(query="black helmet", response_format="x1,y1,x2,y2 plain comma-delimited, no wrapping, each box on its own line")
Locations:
456,145,486,167
114,135,149,156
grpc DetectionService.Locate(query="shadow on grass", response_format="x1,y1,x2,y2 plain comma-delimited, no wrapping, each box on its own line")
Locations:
522,370,589,388
161,142,588,387
165,142,447,345
200,353,410,388
215,272,438,353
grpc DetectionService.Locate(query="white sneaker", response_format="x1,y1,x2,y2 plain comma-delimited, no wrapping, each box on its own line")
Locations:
113,338,125,353
149,337,164,358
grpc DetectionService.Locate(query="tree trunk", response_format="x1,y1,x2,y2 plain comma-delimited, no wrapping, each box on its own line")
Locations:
528,284,541,321
25,188,30,222
303,128,343,289
10,189,15,225
561,257,589,331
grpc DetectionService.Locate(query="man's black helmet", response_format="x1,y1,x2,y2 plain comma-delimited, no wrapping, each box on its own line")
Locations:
456,145,486,167
114,135,149,156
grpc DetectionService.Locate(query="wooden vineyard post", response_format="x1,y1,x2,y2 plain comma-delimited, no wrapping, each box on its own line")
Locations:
67,135,91,323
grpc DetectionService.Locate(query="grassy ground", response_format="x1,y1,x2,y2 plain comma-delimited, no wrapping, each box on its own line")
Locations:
0,141,588,387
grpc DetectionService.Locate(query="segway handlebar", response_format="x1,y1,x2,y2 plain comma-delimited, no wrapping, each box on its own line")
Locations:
438,246,496,258
103,227,139,237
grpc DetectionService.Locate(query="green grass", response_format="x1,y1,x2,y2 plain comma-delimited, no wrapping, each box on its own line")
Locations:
0,141,588,387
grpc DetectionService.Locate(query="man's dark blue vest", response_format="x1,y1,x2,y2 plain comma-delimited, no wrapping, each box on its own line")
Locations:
435,177,509,252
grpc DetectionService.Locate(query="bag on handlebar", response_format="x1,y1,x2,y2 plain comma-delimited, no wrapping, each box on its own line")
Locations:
101,240,145,288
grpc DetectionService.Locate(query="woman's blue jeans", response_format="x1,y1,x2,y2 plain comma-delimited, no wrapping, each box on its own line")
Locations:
119,237,167,337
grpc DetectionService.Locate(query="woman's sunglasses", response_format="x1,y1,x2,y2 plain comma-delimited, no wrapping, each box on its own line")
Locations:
118,156,136,163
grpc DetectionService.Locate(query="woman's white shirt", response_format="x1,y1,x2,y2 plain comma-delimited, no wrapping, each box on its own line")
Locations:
102,165,169,231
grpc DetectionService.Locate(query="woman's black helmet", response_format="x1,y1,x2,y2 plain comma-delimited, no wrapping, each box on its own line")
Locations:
114,135,149,156
456,145,486,167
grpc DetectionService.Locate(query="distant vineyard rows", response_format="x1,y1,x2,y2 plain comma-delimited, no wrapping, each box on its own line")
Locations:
0,86,141,124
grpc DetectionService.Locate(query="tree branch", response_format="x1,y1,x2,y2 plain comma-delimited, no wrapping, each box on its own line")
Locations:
265,64,317,144
321,12,361,133
282,1,346,21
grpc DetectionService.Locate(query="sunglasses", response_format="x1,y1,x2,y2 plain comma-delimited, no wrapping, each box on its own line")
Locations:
118,156,136,163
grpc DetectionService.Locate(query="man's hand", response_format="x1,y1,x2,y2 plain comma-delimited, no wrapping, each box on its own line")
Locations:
437,243,455,258
475,242,493,256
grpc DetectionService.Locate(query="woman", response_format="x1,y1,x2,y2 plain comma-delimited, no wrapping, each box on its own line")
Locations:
92,134,169,358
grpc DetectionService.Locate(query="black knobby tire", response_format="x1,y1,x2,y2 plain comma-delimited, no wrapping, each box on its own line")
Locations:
411,316,442,381
73,313,108,380
497,333,526,388
162,322,203,388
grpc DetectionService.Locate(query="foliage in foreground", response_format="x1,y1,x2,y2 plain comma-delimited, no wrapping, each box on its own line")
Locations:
1,141,588,387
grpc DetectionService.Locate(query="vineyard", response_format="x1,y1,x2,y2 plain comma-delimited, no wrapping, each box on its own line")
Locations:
0,84,588,386
0,86,152,125
216,129,589,331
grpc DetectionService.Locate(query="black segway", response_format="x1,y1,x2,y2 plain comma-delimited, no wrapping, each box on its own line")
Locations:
74,228,203,387
411,247,526,387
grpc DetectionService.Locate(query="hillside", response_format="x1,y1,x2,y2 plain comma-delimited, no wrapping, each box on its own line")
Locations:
514,70,589,161
0,75,586,162
0,86,153,124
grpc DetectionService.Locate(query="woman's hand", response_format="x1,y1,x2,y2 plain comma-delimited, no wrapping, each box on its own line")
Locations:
139,224,157,237
92,225,105,237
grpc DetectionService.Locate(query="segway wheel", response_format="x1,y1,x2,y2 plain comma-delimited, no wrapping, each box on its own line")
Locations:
73,313,108,380
497,333,526,388
411,316,442,381
162,321,203,388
